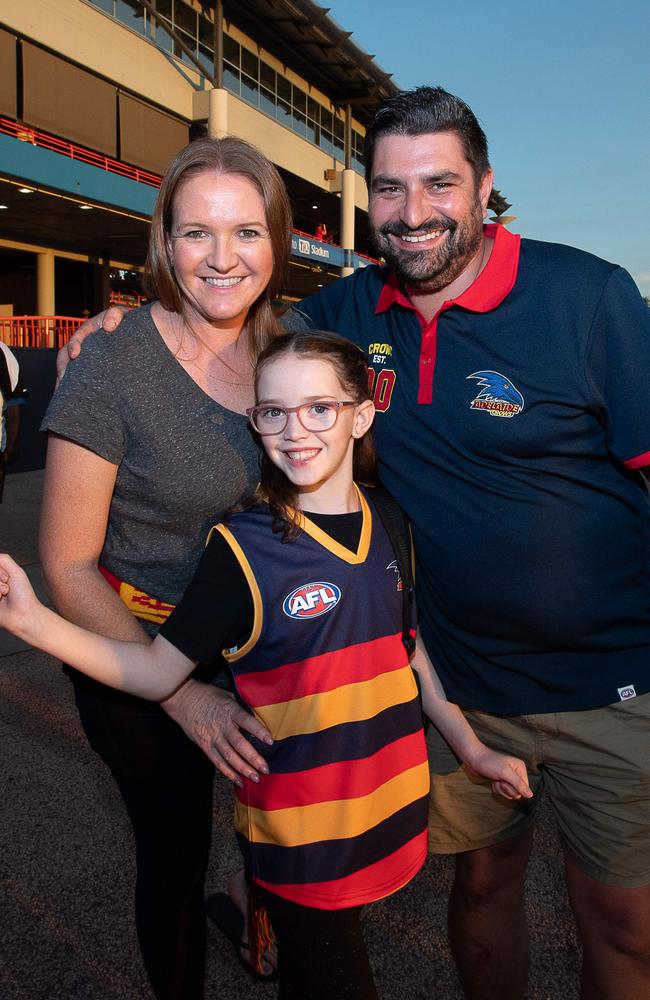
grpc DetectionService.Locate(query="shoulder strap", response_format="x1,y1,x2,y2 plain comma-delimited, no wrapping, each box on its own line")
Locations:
368,485,415,656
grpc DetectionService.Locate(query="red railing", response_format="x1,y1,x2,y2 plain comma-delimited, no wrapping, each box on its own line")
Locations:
0,316,82,349
0,117,163,188
109,290,148,309
0,117,381,265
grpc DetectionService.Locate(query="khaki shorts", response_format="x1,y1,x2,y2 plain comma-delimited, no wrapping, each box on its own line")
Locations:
427,693,650,888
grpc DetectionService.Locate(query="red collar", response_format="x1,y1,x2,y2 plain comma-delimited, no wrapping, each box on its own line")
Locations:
375,224,521,317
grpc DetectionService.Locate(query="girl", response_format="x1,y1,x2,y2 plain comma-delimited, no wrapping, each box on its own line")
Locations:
0,330,531,999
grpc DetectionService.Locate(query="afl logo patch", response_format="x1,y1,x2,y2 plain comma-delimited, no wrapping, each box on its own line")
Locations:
467,371,524,418
283,582,341,620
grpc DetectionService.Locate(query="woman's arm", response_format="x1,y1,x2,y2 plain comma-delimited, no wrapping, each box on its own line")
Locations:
411,634,532,800
38,435,271,782
39,434,147,641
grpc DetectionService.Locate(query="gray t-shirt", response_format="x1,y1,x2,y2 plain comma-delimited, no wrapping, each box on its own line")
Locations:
42,304,261,620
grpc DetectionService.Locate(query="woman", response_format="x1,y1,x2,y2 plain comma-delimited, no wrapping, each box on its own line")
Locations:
39,136,291,999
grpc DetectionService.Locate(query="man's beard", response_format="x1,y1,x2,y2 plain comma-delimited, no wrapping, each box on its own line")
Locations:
370,205,485,294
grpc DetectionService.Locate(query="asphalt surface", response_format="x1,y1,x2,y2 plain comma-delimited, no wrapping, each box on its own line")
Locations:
0,470,581,999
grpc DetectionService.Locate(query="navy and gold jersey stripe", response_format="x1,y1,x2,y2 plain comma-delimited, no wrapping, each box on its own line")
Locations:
236,799,428,902
262,699,424,774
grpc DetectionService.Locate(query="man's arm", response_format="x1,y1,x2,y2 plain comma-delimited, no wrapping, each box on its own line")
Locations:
56,307,126,382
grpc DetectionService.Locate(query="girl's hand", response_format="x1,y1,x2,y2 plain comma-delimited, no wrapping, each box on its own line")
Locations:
0,554,40,637
464,746,533,801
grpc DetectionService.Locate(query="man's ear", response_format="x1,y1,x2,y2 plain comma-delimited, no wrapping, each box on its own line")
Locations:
479,168,495,217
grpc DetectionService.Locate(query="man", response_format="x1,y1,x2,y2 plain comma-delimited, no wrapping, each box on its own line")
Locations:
66,86,650,999
0,341,27,502
283,87,650,1000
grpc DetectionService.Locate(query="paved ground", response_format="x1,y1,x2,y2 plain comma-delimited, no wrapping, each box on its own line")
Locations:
0,470,581,999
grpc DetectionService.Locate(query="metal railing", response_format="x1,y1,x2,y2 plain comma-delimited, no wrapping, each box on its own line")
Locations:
0,117,163,188
0,316,82,349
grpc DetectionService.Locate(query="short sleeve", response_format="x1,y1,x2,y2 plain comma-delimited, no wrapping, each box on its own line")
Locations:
41,331,127,464
159,529,253,666
585,267,650,469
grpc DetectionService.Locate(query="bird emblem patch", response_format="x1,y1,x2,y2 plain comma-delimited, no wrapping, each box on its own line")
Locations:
467,371,524,418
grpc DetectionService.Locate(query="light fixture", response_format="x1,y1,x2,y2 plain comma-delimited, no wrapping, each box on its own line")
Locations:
317,283,323,287
18,187,33,194
312,204,318,209
79,204,93,210
0,204,7,210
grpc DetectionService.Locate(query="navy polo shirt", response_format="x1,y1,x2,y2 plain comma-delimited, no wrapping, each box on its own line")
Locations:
287,225,650,714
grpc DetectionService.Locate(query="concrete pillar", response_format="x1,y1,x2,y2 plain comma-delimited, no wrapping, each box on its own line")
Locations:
208,88,229,138
340,168,356,277
36,250,56,347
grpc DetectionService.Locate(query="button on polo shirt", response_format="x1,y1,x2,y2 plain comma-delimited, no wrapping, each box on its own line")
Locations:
375,224,521,404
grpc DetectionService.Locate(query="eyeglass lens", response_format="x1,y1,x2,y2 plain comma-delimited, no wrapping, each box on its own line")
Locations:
253,401,341,433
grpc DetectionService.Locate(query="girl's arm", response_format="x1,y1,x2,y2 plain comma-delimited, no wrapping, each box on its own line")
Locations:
0,554,194,699
411,634,532,801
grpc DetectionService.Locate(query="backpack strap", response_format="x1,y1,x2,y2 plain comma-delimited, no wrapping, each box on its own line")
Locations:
367,484,415,657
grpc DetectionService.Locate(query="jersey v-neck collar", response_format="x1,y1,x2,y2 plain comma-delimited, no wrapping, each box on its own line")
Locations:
374,224,522,404
297,485,371,564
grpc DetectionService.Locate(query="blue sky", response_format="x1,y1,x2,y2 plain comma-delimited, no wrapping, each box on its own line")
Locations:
327,0,650,296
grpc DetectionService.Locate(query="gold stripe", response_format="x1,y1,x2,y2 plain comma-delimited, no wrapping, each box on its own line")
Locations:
234,760,429,845
294,485,371,564
214,524,263,661
255,664,417,739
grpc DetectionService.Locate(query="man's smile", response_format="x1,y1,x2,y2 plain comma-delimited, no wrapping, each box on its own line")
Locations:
398,228,448,244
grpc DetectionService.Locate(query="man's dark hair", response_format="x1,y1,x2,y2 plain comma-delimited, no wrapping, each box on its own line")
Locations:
364,86,490,185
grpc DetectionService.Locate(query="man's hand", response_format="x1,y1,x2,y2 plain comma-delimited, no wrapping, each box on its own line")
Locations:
161,680,273,787
56,306,127,383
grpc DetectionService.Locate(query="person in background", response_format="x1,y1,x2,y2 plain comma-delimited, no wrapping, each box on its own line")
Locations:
0,341,27,502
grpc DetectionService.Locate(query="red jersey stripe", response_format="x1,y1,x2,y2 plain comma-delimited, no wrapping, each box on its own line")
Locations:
237,729,427,811
254,831,428,910
236,631,406,706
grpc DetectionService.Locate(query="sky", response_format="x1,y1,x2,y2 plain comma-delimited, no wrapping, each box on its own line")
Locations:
327,0,650,296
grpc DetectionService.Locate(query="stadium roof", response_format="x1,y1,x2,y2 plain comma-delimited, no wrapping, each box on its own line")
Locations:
222,0,400,123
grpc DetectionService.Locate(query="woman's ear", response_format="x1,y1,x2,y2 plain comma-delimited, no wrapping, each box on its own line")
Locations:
352,399,375,438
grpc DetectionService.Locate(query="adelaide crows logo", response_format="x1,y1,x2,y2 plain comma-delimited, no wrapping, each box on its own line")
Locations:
467,371,524,418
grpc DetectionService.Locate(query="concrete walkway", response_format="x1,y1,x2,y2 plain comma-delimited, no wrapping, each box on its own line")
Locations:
0,471,581,999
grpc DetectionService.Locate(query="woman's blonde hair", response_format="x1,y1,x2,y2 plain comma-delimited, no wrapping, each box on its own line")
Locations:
144,136,292,360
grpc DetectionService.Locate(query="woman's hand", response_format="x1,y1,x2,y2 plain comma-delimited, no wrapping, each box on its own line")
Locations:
56,306,127,383
0,554,41,639
464,746,533,801
161,680,273,787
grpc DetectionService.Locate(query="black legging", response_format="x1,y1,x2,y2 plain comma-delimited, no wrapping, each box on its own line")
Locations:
71,671,214,1000
261,887,379,1000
